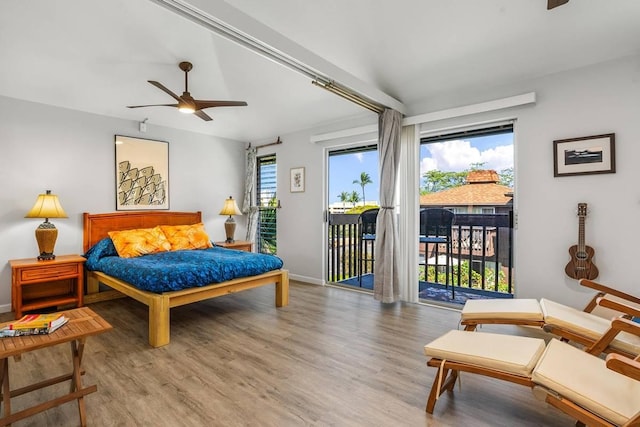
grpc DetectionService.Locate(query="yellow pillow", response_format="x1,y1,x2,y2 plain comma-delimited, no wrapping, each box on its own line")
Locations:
160,223,213,251
108,226,171,258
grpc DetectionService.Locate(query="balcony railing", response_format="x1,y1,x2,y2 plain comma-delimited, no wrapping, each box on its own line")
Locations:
327,212,514,296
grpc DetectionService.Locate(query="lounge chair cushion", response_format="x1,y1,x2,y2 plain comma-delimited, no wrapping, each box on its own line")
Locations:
532,338,640,426
424,330,546,377
460,298,543,321
541,298,640,355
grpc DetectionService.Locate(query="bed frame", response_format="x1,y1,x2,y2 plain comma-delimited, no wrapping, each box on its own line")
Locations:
82,211,289,347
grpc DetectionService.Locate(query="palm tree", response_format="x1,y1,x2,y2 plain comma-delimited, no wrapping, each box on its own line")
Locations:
349,191,361,208
338,191,350,207
352,172,372,204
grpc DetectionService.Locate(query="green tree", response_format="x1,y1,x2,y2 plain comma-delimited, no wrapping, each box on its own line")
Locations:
499,167,514,188
338,191,350,206
349,191,361,207
422,170,467,193
352,172,373,204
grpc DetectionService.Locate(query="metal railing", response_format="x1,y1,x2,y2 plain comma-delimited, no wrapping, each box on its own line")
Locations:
327,212,514,294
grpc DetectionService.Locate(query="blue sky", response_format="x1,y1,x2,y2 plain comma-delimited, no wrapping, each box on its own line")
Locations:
328,133,514,204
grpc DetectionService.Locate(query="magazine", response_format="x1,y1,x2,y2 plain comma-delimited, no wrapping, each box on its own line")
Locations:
0,314,68,337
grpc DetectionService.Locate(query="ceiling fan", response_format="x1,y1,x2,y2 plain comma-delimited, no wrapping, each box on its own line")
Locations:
547,0,569,10
127,61,247,121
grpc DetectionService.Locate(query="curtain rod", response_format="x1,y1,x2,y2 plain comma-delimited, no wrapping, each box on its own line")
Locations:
247,137,283,150
312,79,384,114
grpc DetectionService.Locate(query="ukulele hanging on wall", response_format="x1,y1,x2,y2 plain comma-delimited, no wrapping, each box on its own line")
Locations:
565,202,599,280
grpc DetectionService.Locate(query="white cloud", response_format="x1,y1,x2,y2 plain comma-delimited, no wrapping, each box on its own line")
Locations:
421,139,513,175
353,152,364,162
420,157,438,173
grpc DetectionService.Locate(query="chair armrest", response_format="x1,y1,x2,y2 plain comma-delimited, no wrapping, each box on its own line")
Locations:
586,317,640,357
579,279,640,304
597,297,640,318
606,353,640,381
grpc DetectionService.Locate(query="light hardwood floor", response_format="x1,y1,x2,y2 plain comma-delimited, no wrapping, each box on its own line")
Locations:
2,282,575,426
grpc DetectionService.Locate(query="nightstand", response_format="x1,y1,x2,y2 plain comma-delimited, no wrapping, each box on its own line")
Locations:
215,240,253,252
9,255,86,319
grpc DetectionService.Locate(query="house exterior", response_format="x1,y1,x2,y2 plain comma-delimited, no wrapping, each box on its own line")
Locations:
420,170,513,214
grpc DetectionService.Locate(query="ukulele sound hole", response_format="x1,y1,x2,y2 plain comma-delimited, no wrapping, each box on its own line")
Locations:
576,252,588,261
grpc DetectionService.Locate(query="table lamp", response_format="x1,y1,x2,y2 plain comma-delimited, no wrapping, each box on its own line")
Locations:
219,196,242,243
25,190,68,260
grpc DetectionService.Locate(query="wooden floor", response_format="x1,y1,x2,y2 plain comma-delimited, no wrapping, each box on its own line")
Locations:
1,282,575,426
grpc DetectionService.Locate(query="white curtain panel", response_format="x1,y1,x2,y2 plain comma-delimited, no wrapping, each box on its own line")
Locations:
398,125,420,302
243,147,259,243
374,109,402,303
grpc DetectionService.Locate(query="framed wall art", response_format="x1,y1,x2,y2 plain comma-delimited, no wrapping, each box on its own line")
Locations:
115,135,169,210
290,167,305,193
553,133,615,177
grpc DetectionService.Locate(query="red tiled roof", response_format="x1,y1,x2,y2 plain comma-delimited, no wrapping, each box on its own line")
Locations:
420,170,512,206
466,170,499,183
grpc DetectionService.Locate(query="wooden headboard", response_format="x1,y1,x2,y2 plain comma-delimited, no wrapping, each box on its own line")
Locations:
83,211,202,252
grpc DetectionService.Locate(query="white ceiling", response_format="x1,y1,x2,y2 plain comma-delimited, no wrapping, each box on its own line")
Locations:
1,0,639,142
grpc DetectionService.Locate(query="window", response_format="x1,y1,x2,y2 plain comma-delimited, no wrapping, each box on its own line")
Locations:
256,154,277,254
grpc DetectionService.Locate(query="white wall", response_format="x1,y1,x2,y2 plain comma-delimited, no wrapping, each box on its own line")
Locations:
271,54,640,308
0,97,246,312
1,54,638,313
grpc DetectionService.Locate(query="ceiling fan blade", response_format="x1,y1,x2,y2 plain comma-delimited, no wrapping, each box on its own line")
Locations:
127,103,178,109
194,100,248,109
194,110,213,121
547,0,569,9
148,81,182,102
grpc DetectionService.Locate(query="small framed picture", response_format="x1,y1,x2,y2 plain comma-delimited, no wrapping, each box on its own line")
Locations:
553,133,615,177
290,167,305,193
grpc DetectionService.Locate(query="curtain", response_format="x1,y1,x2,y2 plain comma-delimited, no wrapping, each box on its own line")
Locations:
243,147,259,243
374,109,402,303
397,125,420,302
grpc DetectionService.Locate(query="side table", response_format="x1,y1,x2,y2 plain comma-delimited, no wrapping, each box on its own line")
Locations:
215,240,253,252
10,255,86,319
0,307,112,426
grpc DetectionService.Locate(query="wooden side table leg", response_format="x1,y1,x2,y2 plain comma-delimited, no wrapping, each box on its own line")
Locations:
0,358,10,425
70,340,87,426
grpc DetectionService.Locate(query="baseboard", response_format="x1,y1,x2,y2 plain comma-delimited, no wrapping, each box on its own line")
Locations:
289,274,323,286
0,303,11,314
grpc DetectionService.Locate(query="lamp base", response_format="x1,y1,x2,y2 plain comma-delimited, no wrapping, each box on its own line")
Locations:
224,218,237,244
35,224,58,261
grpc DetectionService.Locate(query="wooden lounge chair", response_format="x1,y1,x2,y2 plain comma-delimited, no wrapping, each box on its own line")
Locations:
423,318,640,426
460,279,640,357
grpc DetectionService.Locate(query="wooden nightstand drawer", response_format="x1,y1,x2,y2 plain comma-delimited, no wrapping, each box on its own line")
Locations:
21,264,79,281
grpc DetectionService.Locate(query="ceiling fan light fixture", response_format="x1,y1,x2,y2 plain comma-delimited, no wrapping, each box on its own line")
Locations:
127,61,246,121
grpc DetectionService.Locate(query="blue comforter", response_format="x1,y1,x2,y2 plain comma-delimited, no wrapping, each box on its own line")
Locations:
84,238,284,293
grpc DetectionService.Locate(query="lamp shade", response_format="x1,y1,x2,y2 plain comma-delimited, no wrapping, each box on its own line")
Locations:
25,190,68,219
219,196,242,217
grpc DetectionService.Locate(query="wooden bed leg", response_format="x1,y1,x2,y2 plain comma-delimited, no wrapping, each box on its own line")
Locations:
86,273,99,294
149,295,170,348
276,271,289,307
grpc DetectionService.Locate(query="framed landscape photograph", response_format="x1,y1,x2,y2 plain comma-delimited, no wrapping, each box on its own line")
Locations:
553,133,615,177
290,167,305,193
115,135,169,210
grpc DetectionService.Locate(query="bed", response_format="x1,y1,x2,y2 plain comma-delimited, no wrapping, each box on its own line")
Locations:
82,211,289,347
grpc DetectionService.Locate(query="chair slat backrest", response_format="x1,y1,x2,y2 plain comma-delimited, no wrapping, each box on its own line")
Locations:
358,208,379,238
420,209,455,239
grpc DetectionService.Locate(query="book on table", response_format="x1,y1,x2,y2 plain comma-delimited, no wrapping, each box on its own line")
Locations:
0,313,68,337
